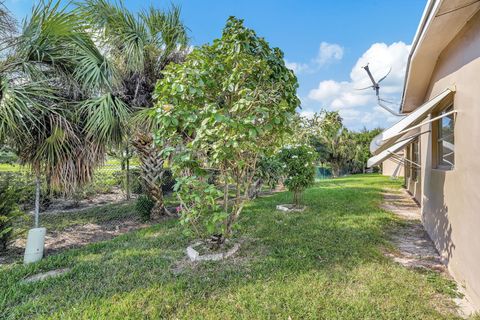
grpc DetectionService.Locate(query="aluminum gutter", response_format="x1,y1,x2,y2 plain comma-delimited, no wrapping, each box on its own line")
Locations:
367,136,416,168
370,87,454,155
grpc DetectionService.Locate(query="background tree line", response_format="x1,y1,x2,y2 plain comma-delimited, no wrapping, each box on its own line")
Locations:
293,110,382,177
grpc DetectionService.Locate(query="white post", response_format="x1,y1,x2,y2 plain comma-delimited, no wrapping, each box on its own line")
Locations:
34,175,40,228
24,174,46,264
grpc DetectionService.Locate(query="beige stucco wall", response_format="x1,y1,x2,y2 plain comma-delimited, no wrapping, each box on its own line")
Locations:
407,10,480,309
382,151,404,177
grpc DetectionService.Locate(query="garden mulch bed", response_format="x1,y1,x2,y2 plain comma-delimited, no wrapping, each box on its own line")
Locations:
1,216,150,266
30,187,129,215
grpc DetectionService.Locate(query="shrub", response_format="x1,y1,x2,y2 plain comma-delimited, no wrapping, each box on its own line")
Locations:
0,148,18,164
161,169,175,194
0,175,25,251
155,17,299,241
0,172,36,209
135,195,155,221
278,145,317,206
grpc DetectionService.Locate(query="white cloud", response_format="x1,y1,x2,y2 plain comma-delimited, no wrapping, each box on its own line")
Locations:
285,42,344,74
350,42,410,94
308,80,343,101
308,80,374,110
316,42,344,66
285,60,309,74
338,108,361,124
305,41,411,129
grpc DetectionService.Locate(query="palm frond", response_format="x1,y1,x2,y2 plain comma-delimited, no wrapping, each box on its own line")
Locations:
0,1,16,50
0,76,56,142
18,1,78,66
80,93,131,146
141,4,188,63
131,106,160,132
77,0,147,73
73,35,118,92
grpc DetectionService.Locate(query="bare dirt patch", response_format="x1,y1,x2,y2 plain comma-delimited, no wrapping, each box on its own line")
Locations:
381,188,445,271
382,188,476,318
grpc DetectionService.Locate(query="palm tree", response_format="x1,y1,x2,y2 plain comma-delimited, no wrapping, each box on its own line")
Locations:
76,0,189,218
0,0,188,225
0,1,127,227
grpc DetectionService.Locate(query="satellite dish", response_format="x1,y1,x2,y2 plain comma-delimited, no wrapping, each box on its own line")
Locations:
356,63,402,117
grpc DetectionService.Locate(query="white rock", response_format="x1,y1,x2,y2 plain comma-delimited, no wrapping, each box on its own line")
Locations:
276,204,306,212
23,268,70,283
186,246,199,261
186,241,242,262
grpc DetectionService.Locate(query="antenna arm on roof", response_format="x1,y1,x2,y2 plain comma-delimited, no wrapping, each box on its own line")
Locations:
377,97,404,117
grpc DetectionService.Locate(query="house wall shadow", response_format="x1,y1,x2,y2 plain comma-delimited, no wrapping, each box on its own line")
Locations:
422,172,456,264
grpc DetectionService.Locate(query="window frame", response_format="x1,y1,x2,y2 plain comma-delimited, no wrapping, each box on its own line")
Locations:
411,140,420,181
432,103,455,171
405,145,411,179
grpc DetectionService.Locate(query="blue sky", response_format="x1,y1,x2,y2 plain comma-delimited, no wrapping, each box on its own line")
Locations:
5,0,426,130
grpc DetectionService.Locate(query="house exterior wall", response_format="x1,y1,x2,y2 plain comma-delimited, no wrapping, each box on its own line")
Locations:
406,11,480,309
381,151,404,177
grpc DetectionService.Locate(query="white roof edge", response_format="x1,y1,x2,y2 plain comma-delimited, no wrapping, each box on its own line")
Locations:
367,136,416,168
370,87,454,155
400,0,442,112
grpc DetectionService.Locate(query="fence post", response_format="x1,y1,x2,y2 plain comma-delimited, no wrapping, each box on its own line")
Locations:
34,175,41,228
125,147,131,200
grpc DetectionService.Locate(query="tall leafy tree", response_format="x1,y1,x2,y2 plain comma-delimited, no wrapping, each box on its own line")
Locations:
155,17,299,241
349,127,382,173
311,111,351,177
77,0,189,218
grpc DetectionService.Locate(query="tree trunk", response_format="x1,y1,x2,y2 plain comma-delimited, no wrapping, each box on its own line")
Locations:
248,178,262,199
332,163,340,178
132,132,171,219
224,179,242,238
293,190,303,207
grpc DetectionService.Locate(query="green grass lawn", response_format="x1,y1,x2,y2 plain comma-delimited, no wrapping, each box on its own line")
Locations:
0,163,25,172
0,175,466,319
